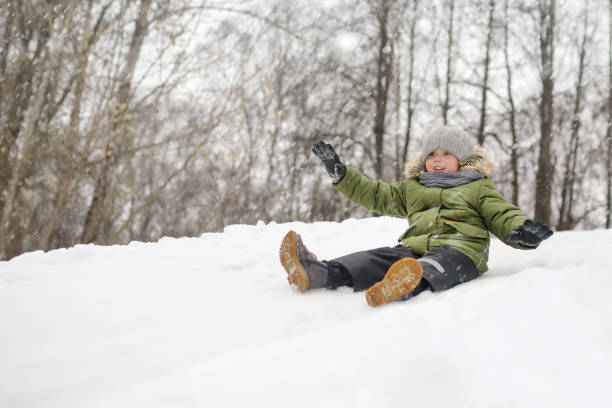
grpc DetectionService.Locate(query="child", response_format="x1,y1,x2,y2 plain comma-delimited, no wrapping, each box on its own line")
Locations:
279,125,553,307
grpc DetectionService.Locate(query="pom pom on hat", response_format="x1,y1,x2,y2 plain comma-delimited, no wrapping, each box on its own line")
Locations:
420,126,474,162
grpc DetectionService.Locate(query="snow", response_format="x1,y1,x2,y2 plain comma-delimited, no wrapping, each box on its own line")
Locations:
1,216,611,408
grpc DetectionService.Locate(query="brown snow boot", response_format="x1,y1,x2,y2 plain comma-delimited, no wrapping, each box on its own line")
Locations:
279,230,328,292
365,258,423,307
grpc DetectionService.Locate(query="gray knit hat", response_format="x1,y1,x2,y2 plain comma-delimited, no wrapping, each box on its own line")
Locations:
420,125,474,162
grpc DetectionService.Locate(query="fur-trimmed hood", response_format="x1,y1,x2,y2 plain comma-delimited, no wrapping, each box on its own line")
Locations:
404,145,494,179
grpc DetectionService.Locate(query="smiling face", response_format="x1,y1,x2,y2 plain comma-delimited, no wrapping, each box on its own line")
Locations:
425,149,460,173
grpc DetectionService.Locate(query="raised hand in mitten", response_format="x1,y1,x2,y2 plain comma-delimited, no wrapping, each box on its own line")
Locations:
505,219,553,248
312,141,346,184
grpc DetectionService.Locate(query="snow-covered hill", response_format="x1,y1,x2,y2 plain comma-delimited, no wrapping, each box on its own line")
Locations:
1,217,611,408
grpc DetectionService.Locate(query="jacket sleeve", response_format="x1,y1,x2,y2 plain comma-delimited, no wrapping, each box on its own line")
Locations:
477,179,529,248
333,166,410,217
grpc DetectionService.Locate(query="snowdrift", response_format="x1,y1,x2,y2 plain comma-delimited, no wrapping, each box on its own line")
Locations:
1,217,611,407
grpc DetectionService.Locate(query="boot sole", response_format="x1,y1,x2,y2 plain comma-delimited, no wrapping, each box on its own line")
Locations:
279,230,309,292
366,258,423,307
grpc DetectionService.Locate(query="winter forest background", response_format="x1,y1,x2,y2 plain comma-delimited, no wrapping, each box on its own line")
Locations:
1,0,611,261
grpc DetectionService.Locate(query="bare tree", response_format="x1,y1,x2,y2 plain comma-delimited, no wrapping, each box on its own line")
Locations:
37,1,112,251
608,0,612,228
558,2,590,231
477,0,495,145
392,4,402,180
503,0,520,205
80,0,152,244
0,0,52,222
3,0,612,261
373,0,394,180
0,2,76,259
442,0,455,124
401,0,419,175
534,0,556,225
0,65,52,259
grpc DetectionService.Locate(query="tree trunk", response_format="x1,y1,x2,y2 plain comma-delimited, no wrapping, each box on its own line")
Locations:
38,0,107,251
477,0,495,145
534,0,555,226
392,8,402,180
442,0,455,124
504,0,519,205
558,3,588,231
0,69,51,259
608,0,612,229
0,0,49,210
402,0,418,174
373,0,394,180
81,0,151,244
0,1,13,109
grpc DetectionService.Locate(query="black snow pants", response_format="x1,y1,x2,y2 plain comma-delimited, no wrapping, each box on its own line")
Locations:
325,245,479,298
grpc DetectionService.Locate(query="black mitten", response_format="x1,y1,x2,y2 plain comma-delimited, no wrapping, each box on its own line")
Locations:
312,141,346,184
505,219,553,248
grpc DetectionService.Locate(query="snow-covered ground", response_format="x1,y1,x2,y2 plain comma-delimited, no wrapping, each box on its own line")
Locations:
1,217,611,407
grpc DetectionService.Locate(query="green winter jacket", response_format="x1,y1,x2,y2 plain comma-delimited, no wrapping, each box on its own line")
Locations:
333,148,529,274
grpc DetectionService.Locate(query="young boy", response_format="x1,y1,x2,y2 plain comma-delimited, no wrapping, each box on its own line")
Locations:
279,126,553,307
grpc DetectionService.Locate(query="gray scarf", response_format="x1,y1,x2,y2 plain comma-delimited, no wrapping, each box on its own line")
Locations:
418,169,483,188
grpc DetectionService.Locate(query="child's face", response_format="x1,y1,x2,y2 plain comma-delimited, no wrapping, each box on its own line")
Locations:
425,149,459,173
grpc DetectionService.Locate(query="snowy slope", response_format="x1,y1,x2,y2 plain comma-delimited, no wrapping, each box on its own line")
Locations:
1,217,611,408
